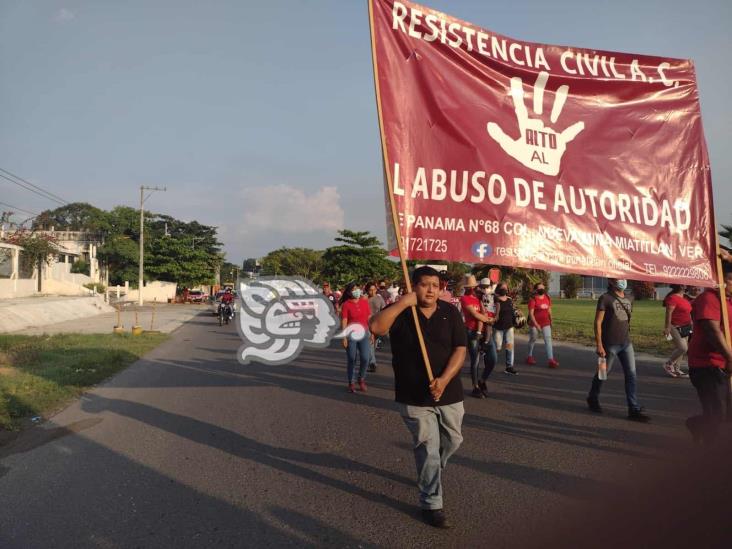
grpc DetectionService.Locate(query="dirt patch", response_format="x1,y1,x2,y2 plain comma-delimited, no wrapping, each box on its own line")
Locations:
0,351,12,367
0,367,17,376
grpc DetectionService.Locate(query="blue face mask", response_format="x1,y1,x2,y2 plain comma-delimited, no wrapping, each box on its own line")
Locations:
351,289,362,299
615,279,627,291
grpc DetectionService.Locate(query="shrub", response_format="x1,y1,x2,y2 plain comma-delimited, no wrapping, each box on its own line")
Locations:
71,259,90,275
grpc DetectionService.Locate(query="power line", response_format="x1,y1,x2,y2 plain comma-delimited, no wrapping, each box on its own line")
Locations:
0,168,68,206
0,200,39,217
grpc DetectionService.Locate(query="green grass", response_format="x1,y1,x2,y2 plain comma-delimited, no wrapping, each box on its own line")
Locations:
0,333,167,431
515,299,673,357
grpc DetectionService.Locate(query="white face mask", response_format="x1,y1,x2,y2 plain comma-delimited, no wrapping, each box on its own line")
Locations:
351,289,362,299
615,280,628,291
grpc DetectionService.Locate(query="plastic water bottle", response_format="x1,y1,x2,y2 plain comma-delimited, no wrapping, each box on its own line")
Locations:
597,356,608,380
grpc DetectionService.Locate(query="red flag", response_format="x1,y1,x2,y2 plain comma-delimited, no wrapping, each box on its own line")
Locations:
369,0,717,287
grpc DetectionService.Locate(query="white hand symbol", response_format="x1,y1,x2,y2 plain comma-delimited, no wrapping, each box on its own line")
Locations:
487,72,584,177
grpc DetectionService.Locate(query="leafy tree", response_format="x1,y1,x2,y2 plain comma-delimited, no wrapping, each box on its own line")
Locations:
630,280,656,300
561,273,583,299
321,230,399,287
146,236,219,288
97,235,139,286
33,203,109,232
221,261,241,284
2,230,60,291
261,248,323,281
243,258,259,272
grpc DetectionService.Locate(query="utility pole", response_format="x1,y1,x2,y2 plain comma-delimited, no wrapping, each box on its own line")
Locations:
138,185,166,306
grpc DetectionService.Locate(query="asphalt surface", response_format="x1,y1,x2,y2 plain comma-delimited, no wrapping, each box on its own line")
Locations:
0,311,726,548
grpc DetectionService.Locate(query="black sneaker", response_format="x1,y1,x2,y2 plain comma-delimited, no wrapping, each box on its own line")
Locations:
478,380,488,398
471,387,485,399
586,397,602,413
367,364,376,373
504,366,518,376
628,409,651,423
421,509,451,529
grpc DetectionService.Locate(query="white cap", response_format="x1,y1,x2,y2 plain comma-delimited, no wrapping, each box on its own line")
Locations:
479,278,492,286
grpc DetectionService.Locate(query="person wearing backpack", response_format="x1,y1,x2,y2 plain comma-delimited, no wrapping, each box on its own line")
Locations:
587,279,650,422
493,281,518,375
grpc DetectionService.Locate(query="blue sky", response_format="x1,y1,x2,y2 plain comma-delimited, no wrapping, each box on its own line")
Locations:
1,0,730,263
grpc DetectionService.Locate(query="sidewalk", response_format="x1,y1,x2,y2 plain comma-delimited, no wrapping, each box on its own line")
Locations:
10,303,207,335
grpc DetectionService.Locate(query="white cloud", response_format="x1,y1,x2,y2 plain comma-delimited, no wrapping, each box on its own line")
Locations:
214,184,345,260
54,8,75,23
239,184,344,234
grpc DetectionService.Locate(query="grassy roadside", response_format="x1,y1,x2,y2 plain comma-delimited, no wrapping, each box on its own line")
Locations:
514,299,674,357
0,333,167,431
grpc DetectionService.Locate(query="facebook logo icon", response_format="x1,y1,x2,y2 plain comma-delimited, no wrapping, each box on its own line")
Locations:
472,242,492,259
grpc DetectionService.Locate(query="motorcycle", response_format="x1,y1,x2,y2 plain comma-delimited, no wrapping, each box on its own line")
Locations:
218,302,235,326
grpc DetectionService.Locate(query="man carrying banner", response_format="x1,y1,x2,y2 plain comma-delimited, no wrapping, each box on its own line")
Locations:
587,279,650,422
370,266,467,529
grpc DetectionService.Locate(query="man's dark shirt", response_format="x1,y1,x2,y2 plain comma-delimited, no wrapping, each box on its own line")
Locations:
389,299,467,406
597,292,632,346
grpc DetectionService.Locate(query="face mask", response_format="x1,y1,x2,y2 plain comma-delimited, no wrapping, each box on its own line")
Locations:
615,280,627,291
496,288,507,296
536,289,545,295
351,289,362,299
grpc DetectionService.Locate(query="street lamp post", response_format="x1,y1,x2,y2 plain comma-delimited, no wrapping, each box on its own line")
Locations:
138,185,166,306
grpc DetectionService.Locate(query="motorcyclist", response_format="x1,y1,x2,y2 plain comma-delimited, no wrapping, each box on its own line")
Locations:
219,288,234,317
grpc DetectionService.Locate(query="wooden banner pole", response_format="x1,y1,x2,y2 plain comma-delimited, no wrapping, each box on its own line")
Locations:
368,0,435,383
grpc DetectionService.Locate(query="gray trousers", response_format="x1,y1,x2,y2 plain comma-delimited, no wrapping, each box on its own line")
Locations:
399,401,464,510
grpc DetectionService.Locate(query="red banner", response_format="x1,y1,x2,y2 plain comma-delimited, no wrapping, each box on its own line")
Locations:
369,0,718,287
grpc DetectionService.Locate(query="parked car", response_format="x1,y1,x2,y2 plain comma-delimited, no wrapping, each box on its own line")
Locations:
210,291,239,315
188,290,208,303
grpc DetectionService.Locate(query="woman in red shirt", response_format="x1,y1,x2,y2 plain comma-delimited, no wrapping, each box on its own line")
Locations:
340,282,372,393
527,282,559,368
663,284,693,378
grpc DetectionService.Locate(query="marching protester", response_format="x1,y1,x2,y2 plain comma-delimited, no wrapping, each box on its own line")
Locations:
387,282,400,304
366,282,387,372
493,281,518,375
322,281,339,313
460,275,496,398
369,266,467,529
587,279,650,422
378,280,392,305
438,272,453,303
526,282,559,368
339,282,371,393
478,278,498,396
662,284,692,378
684,258,732,444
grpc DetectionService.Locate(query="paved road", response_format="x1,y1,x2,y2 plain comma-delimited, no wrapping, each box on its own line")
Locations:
0,311,722,547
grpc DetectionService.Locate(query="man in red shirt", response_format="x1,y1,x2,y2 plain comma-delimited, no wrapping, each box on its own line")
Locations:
685,261,732,444
460,274,496,399
526,282,558,368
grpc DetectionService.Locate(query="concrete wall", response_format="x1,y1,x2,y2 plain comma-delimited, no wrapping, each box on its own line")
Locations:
125,281,177,303
0,295,114,333
0,278,36,299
